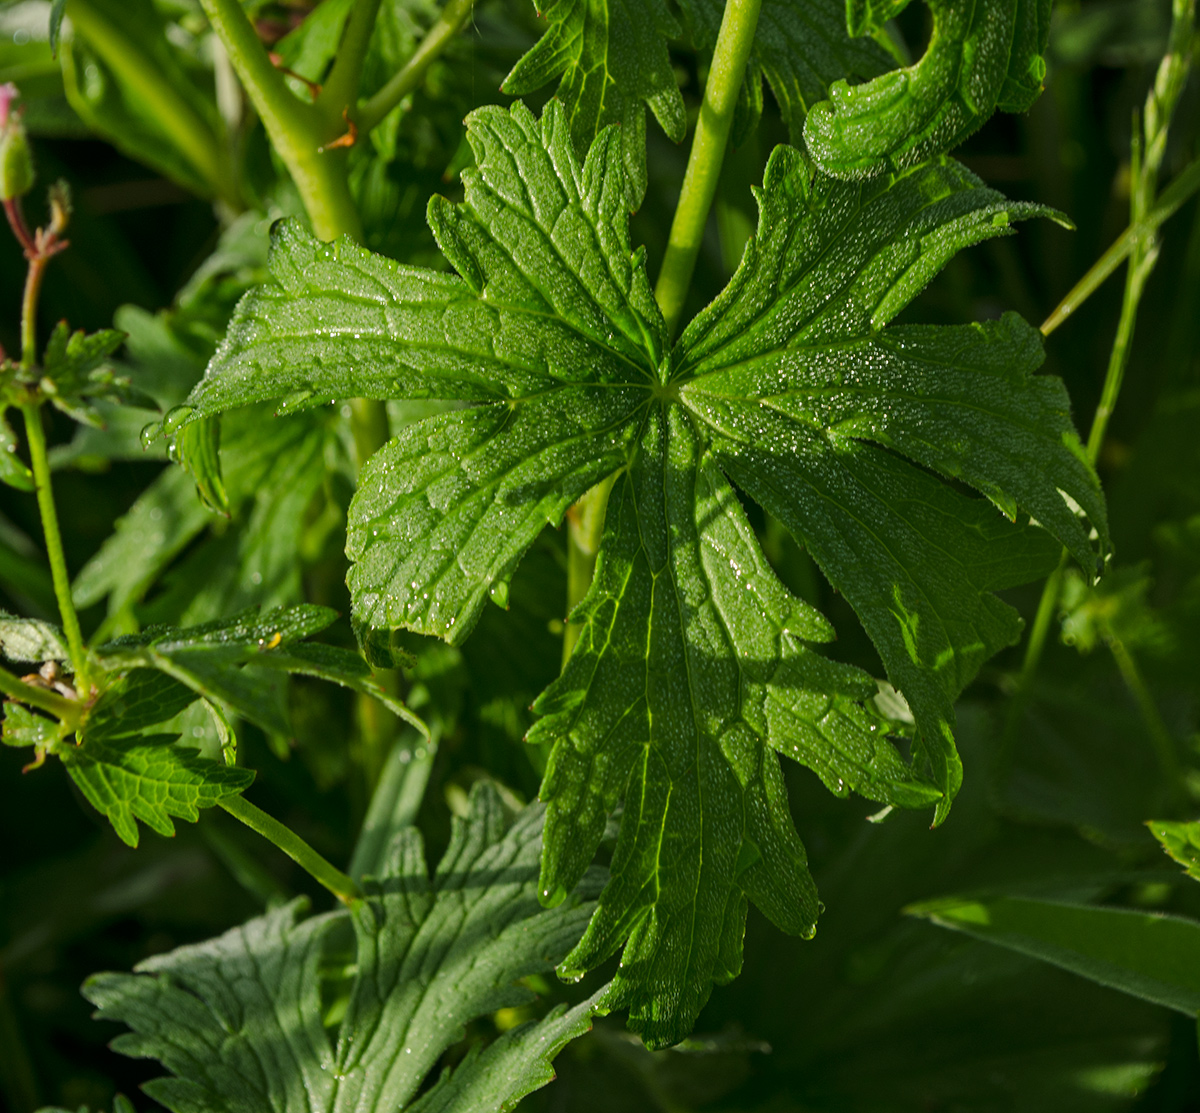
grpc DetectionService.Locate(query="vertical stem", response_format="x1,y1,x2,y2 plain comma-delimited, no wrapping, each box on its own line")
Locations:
19,257,45,369
20,404,88,694
220,795,362,904
655,0,763,339
319,0,384,124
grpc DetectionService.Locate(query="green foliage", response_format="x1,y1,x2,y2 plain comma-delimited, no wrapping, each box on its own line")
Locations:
177,97,1104,1047
908,894,1200,1016
805,0,1053,177
503,0,686,206
85,783,604,1112
676,0,894,143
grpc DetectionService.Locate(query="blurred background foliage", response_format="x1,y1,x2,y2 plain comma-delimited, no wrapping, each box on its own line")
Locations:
1,0,1199,1108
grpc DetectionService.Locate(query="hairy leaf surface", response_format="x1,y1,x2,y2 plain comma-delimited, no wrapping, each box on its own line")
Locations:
805,0,1053,177
179,101,1104,1046
85,784,604,1112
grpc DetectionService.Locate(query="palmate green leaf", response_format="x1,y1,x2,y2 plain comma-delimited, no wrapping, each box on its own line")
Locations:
176,101,1104,1046
502,0,686,207
805,0,1053,177
675,0,894,143
84,783,605,1113
907,894,1200,1016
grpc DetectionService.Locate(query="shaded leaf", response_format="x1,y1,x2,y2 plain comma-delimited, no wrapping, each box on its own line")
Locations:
909,894,1200,1015
85,784,604,1110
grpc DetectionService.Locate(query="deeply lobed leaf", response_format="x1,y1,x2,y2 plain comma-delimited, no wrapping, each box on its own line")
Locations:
179,101,1105,1046
85,784,604,1112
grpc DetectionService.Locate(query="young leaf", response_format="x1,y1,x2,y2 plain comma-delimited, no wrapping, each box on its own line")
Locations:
62,734,254,848
675,0,894,143
1149,819,1200,882
175,102,1104,1046
805,0,1052,177
907,894,1200,1015
84,784,605,1111
502,0,686,207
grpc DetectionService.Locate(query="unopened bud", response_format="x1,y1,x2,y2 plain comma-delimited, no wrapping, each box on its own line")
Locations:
0,83,34,202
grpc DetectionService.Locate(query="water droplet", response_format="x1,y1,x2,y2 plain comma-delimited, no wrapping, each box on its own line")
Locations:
162,405,194,434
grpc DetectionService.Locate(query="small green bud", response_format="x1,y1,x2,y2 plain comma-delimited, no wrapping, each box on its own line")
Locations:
0,83,34,202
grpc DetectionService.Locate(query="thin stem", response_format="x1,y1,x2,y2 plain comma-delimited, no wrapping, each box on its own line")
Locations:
220,794,362,904
356,0,475,136
1108,633,1183,801
655,0,763,339
19,256,45,368
200,0,362,241
319,0,383,125
20,405,89,694
0,661,80,723
563,473,616,666
66,0,238,207
1041,155,1200,337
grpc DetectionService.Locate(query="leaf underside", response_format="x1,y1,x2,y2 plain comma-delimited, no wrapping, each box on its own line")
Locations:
85,784,604,1113
182,100,1105,1046
805,0,1053,177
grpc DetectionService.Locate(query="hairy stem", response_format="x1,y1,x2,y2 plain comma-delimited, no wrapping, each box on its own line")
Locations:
356,0,475,136
319,0,383,124
220,794,363,904
20,405,89,696
19,256,45,369
0,661,81,723
655,0,763,339
66,0,238,207
563,473,616,666
200,0,362,241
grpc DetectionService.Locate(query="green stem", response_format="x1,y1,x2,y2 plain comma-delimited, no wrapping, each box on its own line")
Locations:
200,0,362,241
20,405,89,696
318,0,383,125
19,256,43,369
355,0,475,136
220,794,362,904
66,0,238,208
1041,154,1200,337
655,0,763,339
563,473,616,666
0,662,80,723
1108,633,1183,800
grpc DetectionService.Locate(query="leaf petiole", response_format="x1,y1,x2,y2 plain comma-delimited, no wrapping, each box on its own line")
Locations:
219,794,363,904
654,0,763,338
